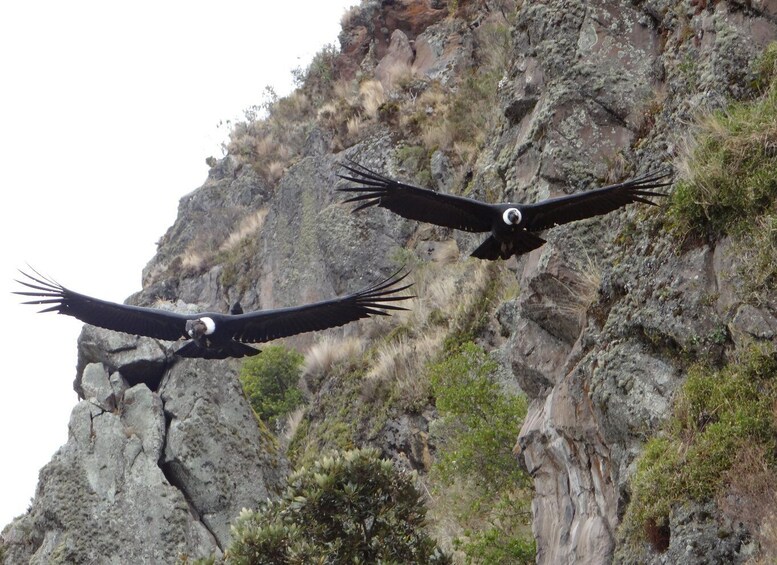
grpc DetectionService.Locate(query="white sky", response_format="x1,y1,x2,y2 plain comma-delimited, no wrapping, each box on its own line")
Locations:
0,0,355,527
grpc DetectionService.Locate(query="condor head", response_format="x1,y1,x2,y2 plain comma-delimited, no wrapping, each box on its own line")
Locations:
186,317,216,339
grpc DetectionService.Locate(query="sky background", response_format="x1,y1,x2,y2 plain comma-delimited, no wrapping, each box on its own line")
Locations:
0,0,355,527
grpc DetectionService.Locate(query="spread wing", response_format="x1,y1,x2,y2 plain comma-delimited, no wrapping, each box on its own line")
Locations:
220,270,414,343
14,269,190,341
523,169,672,231
338,160,494,233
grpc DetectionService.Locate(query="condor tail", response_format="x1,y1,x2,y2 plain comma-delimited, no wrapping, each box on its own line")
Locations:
470,232,546,260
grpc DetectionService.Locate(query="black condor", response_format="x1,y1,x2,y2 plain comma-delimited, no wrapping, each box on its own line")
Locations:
15,269,412,359
338,161,672,260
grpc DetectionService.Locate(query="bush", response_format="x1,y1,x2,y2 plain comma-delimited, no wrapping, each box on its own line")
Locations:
621,344,777,548
430,342,528,490
669,43,777,241
240,345,304,427
428,342,535,564
226,448,450,564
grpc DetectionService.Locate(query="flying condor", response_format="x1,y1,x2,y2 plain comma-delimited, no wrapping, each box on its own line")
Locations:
338,161,672,260
15,269,413,360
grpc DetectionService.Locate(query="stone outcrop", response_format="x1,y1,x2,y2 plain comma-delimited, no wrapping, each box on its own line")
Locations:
3,0,777,563
493,0,777,563
2,333,287,562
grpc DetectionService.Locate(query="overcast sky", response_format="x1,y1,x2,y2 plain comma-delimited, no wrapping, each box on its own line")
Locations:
0,0,355,527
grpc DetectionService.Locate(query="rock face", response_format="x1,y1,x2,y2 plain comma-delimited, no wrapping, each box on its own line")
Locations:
495,1,777,563
2,333,287,562
3,0,777,563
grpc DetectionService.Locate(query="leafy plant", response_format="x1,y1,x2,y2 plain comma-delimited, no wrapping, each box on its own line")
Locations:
225,448,450,564
620,344,777,549
240,345,304,428
430,342,528,490
428,341,534,563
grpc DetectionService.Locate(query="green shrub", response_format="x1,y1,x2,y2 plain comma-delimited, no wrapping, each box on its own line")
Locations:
428,342,534,563
240,345,304,427
621,344,777,547
430,342,528,490
292,43,339,103
669,43,777,241
454,526,536,565
226,448,450,564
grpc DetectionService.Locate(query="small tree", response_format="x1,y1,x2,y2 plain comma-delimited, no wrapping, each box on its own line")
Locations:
239,345,304,427
226,448,449,564
428,342,535,564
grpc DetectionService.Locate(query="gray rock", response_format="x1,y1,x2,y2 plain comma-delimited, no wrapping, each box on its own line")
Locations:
375,29,414,90
430,149,454,192
412,17,473,84
161,358,288,546
80,362,116,411
77,325,170,393
614,502,751,565
1,386,220,564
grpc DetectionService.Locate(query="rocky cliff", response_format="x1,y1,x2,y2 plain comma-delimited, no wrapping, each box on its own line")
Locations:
3,0,777,563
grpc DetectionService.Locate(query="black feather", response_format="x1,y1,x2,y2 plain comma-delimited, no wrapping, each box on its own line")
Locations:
338,160,673,261
14,267,414,360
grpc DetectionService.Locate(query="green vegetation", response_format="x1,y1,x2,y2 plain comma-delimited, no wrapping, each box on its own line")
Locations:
240,345,304,428
428,342,535,564
397,144,434,186
430,342,528,490
621,344,777,549
668,43,777,303
669,42,777,238
291,43,339,103
225,448,450,564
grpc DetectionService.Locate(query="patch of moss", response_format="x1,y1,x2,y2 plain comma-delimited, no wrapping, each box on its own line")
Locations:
621,343,777,548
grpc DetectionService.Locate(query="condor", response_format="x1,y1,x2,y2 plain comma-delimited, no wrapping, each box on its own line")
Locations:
15,269,412,359
338,161,671,260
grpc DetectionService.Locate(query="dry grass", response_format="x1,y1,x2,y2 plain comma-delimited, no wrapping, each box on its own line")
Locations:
303,335,365,392
555,248,602,322
346,115,365,138
380,58,414,91
451,141,480,168
279,406,306,449
421,123,454,152
362,335,440,408
360,80,386,119
358,260,495,411
219,209,269,253
283,91,311,117
718,445,777,560
267,161,286,182
317,101,338,121
333,78,360,105
181,247,207,273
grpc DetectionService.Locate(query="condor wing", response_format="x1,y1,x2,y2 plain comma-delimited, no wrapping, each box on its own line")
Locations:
15,269,190,341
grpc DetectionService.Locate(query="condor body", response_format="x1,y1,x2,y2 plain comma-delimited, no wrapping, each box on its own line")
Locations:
15,269,412,359
338,161,672,260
